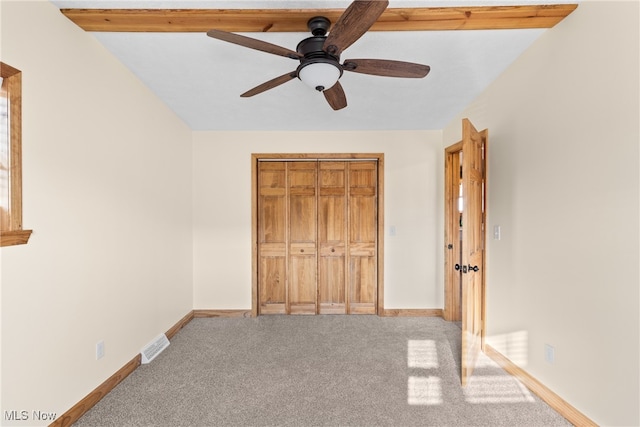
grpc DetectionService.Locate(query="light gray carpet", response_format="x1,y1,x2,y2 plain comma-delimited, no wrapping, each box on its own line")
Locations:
74,316,571,426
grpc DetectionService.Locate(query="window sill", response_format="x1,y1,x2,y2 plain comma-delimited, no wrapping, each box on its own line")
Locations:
1,230,33,247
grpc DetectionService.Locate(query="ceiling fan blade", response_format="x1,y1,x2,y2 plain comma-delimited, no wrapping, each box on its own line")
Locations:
323,0,389,57
207,29,302,60
241,71,298,97
343,59,431,78
323,82,347,110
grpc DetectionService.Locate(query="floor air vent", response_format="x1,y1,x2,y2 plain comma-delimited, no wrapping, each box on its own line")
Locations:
141,333,170,364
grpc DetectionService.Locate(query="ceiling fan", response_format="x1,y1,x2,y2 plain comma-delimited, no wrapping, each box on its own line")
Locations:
206,0,430,111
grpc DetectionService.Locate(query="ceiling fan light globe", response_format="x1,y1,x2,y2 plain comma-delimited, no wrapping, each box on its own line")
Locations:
298,62,341,92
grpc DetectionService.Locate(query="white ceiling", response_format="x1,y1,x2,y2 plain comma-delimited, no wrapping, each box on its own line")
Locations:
50,1,574,131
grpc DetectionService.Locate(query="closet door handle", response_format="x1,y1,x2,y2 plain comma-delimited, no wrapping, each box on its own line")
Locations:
455,263,478,273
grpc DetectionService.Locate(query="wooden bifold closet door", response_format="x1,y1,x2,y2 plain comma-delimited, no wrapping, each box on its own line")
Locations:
257,160,377,315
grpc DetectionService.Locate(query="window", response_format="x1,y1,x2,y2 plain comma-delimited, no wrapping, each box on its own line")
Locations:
1,62,31,246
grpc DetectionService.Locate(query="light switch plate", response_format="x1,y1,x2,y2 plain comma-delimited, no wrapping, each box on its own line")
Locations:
96,341,105,360
545,344,555,364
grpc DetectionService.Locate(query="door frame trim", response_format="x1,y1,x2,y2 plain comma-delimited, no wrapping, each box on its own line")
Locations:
251,153,385,317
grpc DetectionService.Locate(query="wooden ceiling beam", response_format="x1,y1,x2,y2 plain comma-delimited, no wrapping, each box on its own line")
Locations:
60,4,578,33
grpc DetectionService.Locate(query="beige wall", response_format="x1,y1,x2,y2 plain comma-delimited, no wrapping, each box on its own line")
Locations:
443,2,639,425
192,130,444,310
0,1,193,424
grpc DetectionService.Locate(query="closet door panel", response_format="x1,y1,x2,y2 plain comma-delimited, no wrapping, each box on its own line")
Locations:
259,257,286,314
289,254,317,314
257,162,287,314
288,162,318,314
318,162,347,314
349,256,376,314
348,162,377,314
318,257,346,314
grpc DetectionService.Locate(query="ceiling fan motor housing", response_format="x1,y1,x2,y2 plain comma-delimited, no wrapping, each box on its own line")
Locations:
296,36,343,91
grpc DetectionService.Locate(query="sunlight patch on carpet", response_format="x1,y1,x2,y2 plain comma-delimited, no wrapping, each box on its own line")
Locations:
464,376,535,404
473,352,500,368
407,339,439,369
408,376,443,405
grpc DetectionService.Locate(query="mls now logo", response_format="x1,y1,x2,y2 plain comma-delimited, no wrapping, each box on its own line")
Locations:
4,410,57,421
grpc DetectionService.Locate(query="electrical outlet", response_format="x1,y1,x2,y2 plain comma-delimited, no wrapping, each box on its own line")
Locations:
544,344,555,364
96,340,105,360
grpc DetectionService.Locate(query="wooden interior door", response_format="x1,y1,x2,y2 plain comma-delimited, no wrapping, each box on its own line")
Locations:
257,161,287,314
318,162,347,314
348,161,377,314
460,118,487,386
288,162,318,315
256,158,378,315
